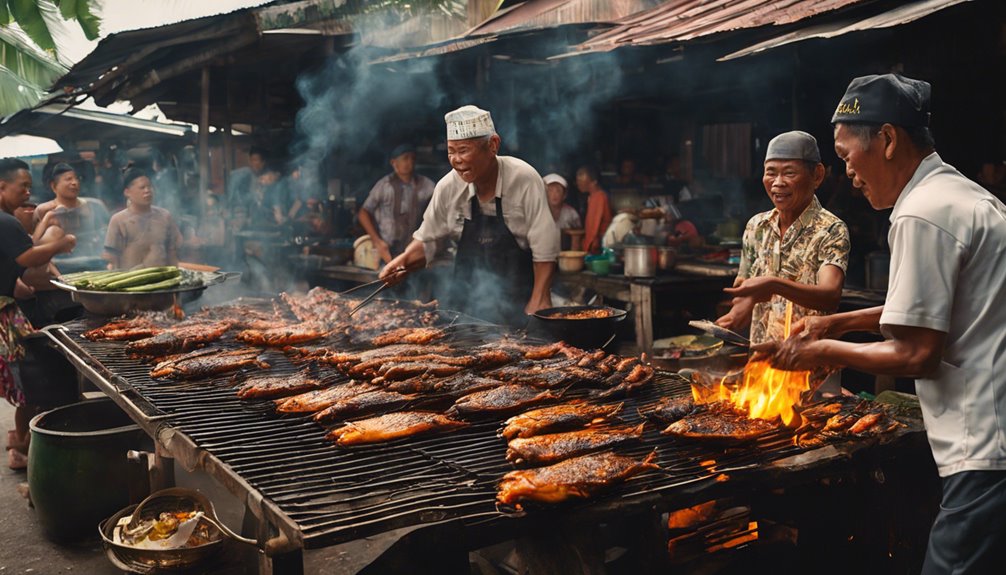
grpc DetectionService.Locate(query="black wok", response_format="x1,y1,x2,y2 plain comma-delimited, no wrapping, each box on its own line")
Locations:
530,305,629,349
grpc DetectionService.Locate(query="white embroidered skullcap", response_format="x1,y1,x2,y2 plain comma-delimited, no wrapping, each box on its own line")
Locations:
445,105,496,140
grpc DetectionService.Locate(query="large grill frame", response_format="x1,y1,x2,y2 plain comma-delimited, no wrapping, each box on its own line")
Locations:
41,318,924,564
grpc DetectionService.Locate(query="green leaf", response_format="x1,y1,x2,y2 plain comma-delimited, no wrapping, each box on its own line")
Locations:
75,0,99,40
0,2,10,26
8,0,55,51
57,0,78,20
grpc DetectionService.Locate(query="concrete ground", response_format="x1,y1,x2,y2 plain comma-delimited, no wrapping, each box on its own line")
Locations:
0,399,255,574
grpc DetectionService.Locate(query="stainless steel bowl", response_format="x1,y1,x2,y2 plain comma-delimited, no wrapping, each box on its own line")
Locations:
50,272,238,316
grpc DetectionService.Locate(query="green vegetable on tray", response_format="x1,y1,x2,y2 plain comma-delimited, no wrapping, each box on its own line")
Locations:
60,266,202,292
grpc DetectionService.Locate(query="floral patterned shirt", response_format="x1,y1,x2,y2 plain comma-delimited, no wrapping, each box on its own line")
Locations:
738,196,850,344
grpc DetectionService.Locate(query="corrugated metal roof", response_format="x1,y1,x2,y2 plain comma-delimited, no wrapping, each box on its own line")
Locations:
718,0,970,60
576,0,870,52
468,0,660,35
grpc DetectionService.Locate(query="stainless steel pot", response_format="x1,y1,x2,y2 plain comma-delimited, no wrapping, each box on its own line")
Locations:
623,245,657,277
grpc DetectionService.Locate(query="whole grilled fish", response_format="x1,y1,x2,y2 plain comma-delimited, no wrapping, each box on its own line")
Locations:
325,411,468,446
235,370,325,399
150,347,268,379
662,402,778,443
497,451,659,507
506,424,645,466
385,373,500,396
274,382,371,414
638,395,695,424
448,385,561,417
312,390,416,422
126,320,232,355
82,313,169,341
368,327,446,347
592,361,655,398
235,321,329,346
501,402,623,440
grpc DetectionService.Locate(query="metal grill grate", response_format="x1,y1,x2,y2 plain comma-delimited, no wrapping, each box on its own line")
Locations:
48,316,888,550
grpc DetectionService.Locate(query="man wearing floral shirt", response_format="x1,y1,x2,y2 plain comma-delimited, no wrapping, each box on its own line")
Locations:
716,131,850,345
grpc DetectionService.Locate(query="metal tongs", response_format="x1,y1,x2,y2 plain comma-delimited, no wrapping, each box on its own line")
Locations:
688,319,751,347
347,267,408,316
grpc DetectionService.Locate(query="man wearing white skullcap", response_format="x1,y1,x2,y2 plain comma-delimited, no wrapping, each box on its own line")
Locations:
381,105,559,325
715,130,850,359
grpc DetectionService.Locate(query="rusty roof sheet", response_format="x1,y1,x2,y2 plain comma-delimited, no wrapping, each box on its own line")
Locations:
468,0,660,35
576,0,870,51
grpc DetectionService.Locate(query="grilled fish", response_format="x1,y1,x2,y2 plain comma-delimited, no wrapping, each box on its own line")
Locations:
497,451,659,507
384,373,500,396
235,370,325,399
325,411,468,446
592,360,655,398
319,344,453,366
191,303,287,330
501,402,623,440
376,361,465,381
312,390,415,422
150,347,268,379
368,327,446,347
236,322,329,346
662,402,778,443
639,396,695,424
126,321,232,355
448,385,561,417
82,313,169,341
275,382,370,414
506,424,645,466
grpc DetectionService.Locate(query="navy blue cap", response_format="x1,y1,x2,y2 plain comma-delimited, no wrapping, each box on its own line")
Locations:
831,74,931,127
388,143,415,160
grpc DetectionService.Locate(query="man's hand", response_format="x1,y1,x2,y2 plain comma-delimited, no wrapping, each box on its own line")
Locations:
715,296,754,330
379,253,410,286
723,276,777,303
790,315,833,340
373,238,392,264
14,279,35,300
751,333,824,372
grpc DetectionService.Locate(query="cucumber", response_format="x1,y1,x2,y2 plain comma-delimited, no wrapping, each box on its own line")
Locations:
123,277,183,292
104,270,181,290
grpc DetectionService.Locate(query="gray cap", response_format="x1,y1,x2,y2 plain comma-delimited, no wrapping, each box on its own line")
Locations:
765,131,821,163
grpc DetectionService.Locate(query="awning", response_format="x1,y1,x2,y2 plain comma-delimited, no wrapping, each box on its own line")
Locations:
0,103,193,142
718,0,971,61
573,0,870,53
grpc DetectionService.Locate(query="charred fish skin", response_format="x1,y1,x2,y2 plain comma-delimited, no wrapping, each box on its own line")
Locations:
500,402,624,440
661,402,778,443
496,450,659,507
235,370,322,399
447,385,561,417
639,395,695,424
325,411,468,446
505,423,646,466
311,390,415,423
274,382,370,414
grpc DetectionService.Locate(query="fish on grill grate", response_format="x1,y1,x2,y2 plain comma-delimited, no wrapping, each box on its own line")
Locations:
383,373,501,396
126,321,233,355
325,411,468,446
311,390,416,422
367,327,446,347
506,424,646,466
447,385,562,417
496,451,659,507
349,349,510,379
274,382,373,414
292,343,453,367
374,361,465,382
638,395,696,424
485,359,603,389
150,347,269,379
235,322,330,347
501,401,624,440
591,359,655,398
661,401,778,443
190,303,288,330
793,398,903,447
82,312,171,341
234,369,326,399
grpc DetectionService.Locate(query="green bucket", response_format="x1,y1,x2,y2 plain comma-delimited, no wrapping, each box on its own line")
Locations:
28,399,151,543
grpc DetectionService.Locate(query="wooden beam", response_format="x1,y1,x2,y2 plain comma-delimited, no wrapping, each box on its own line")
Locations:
199,67,210,217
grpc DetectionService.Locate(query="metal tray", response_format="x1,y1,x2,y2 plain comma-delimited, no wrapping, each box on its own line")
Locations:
50,271,239,316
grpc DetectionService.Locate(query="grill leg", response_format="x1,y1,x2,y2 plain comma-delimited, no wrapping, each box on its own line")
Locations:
151,447,176,491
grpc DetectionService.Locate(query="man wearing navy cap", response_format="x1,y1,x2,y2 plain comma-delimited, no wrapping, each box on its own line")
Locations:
359,144,435,264
716,130,850,357
761,74,1006,574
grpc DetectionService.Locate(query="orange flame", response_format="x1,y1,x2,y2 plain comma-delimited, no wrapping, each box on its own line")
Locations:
692,301,810,426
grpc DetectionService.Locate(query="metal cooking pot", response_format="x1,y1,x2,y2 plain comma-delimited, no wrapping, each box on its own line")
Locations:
656,246,677,271
623,245,657,277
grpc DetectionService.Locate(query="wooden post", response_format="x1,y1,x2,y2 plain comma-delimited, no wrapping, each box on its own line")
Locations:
199,66,211,217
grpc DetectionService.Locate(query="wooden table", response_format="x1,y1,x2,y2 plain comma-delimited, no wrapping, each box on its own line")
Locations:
555,270,735,355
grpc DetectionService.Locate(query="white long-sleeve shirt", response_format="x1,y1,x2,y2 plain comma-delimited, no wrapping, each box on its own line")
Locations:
413,156,560,263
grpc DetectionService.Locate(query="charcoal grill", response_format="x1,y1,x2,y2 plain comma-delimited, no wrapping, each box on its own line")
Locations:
41,312,924,574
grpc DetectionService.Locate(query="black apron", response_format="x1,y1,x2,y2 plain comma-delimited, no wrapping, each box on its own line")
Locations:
451,193,533,326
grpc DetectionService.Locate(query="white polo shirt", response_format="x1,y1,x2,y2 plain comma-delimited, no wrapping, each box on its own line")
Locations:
880,152,1006,476
413,155,560,263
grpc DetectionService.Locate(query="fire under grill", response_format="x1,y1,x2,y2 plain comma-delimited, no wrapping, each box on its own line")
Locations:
43,315,923,558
